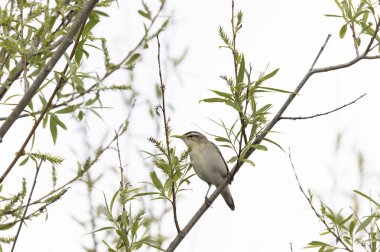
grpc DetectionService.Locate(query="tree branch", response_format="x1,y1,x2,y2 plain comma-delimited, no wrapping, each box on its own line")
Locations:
0,0,99,143
280,93,366,120
167,24,380,250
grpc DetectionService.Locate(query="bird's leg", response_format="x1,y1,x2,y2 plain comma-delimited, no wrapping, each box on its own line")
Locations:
204,184,212,207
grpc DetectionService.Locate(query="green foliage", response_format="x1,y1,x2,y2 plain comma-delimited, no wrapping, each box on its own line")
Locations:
201,8,287,166
328,0,380,49
306,191,380,252
146,136,192,201
95,190,164,252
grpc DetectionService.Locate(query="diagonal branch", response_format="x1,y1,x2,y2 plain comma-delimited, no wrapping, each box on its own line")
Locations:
280,93,366,120
11,159,43,252
0,0,99,143
0,14,89,183
167,22,380,250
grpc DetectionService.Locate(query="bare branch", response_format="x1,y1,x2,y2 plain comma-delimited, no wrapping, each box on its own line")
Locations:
310,34,332,70
280,93,366,120
157,36,181,234
11,159,43,252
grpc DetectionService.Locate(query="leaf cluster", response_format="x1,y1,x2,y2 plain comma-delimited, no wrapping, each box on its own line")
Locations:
307,190,380,252
201,9,287,167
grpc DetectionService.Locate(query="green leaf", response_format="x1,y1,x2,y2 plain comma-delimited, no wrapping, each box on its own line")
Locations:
125,53,141,66
83,17,100,36
110,190,119,213
353,190,380,207
210,90,232,99
55,105,80,114
356,215,373,233
116,229,129,247
251,144,268,151
138,10,151,20
237,55,245,84
214,137,230,143
131,219,139,238
241,158,255,167
150,171,164,192
227,156,237,163
50,115,58,144
339,23,348,38
258,68,279,83
200,98,226,103
0,222,16,230
19,156,29,166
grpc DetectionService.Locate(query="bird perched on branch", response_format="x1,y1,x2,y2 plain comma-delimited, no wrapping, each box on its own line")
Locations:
175,131,235,210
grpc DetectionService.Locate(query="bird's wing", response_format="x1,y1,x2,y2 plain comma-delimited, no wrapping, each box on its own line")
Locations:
210,142,229,173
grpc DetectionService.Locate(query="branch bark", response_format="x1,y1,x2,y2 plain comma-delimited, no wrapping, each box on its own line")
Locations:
280,93,367,120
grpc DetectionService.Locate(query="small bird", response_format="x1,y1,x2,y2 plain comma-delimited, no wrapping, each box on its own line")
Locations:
175,131,235,210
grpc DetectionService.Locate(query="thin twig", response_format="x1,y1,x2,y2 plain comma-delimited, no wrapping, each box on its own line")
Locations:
288,151,353,252
116,134,126,213
157,36,181,234
280,93,366,120
11,159,43,252
310,34,332,70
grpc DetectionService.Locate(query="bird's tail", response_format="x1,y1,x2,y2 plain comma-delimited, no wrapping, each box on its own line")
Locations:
221,185,235,211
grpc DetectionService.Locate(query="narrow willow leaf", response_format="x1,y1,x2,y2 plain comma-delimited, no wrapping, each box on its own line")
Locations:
50,116,58,144
210,90,232,99
241,159,255,167
258,68,279,83
237,55,245,84
353,190,380,207
340,23,348,38
150,171,164,192
356,215,373,233
138,10,151,20
251,144,268,151
200,98,226,103
125,53,141,66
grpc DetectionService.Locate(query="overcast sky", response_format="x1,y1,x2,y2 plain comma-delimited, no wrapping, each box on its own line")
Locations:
2,0,380,251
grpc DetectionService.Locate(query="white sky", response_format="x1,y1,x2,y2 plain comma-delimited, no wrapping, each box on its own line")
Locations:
1,0,380,251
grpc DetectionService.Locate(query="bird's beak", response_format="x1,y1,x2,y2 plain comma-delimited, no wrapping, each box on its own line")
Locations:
172,134,184,139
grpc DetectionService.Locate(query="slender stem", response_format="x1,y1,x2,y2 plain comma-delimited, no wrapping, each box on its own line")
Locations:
11,159,43,252
280,93,366,120
310,34,331,70
0,19,88,183
156,36,181,234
